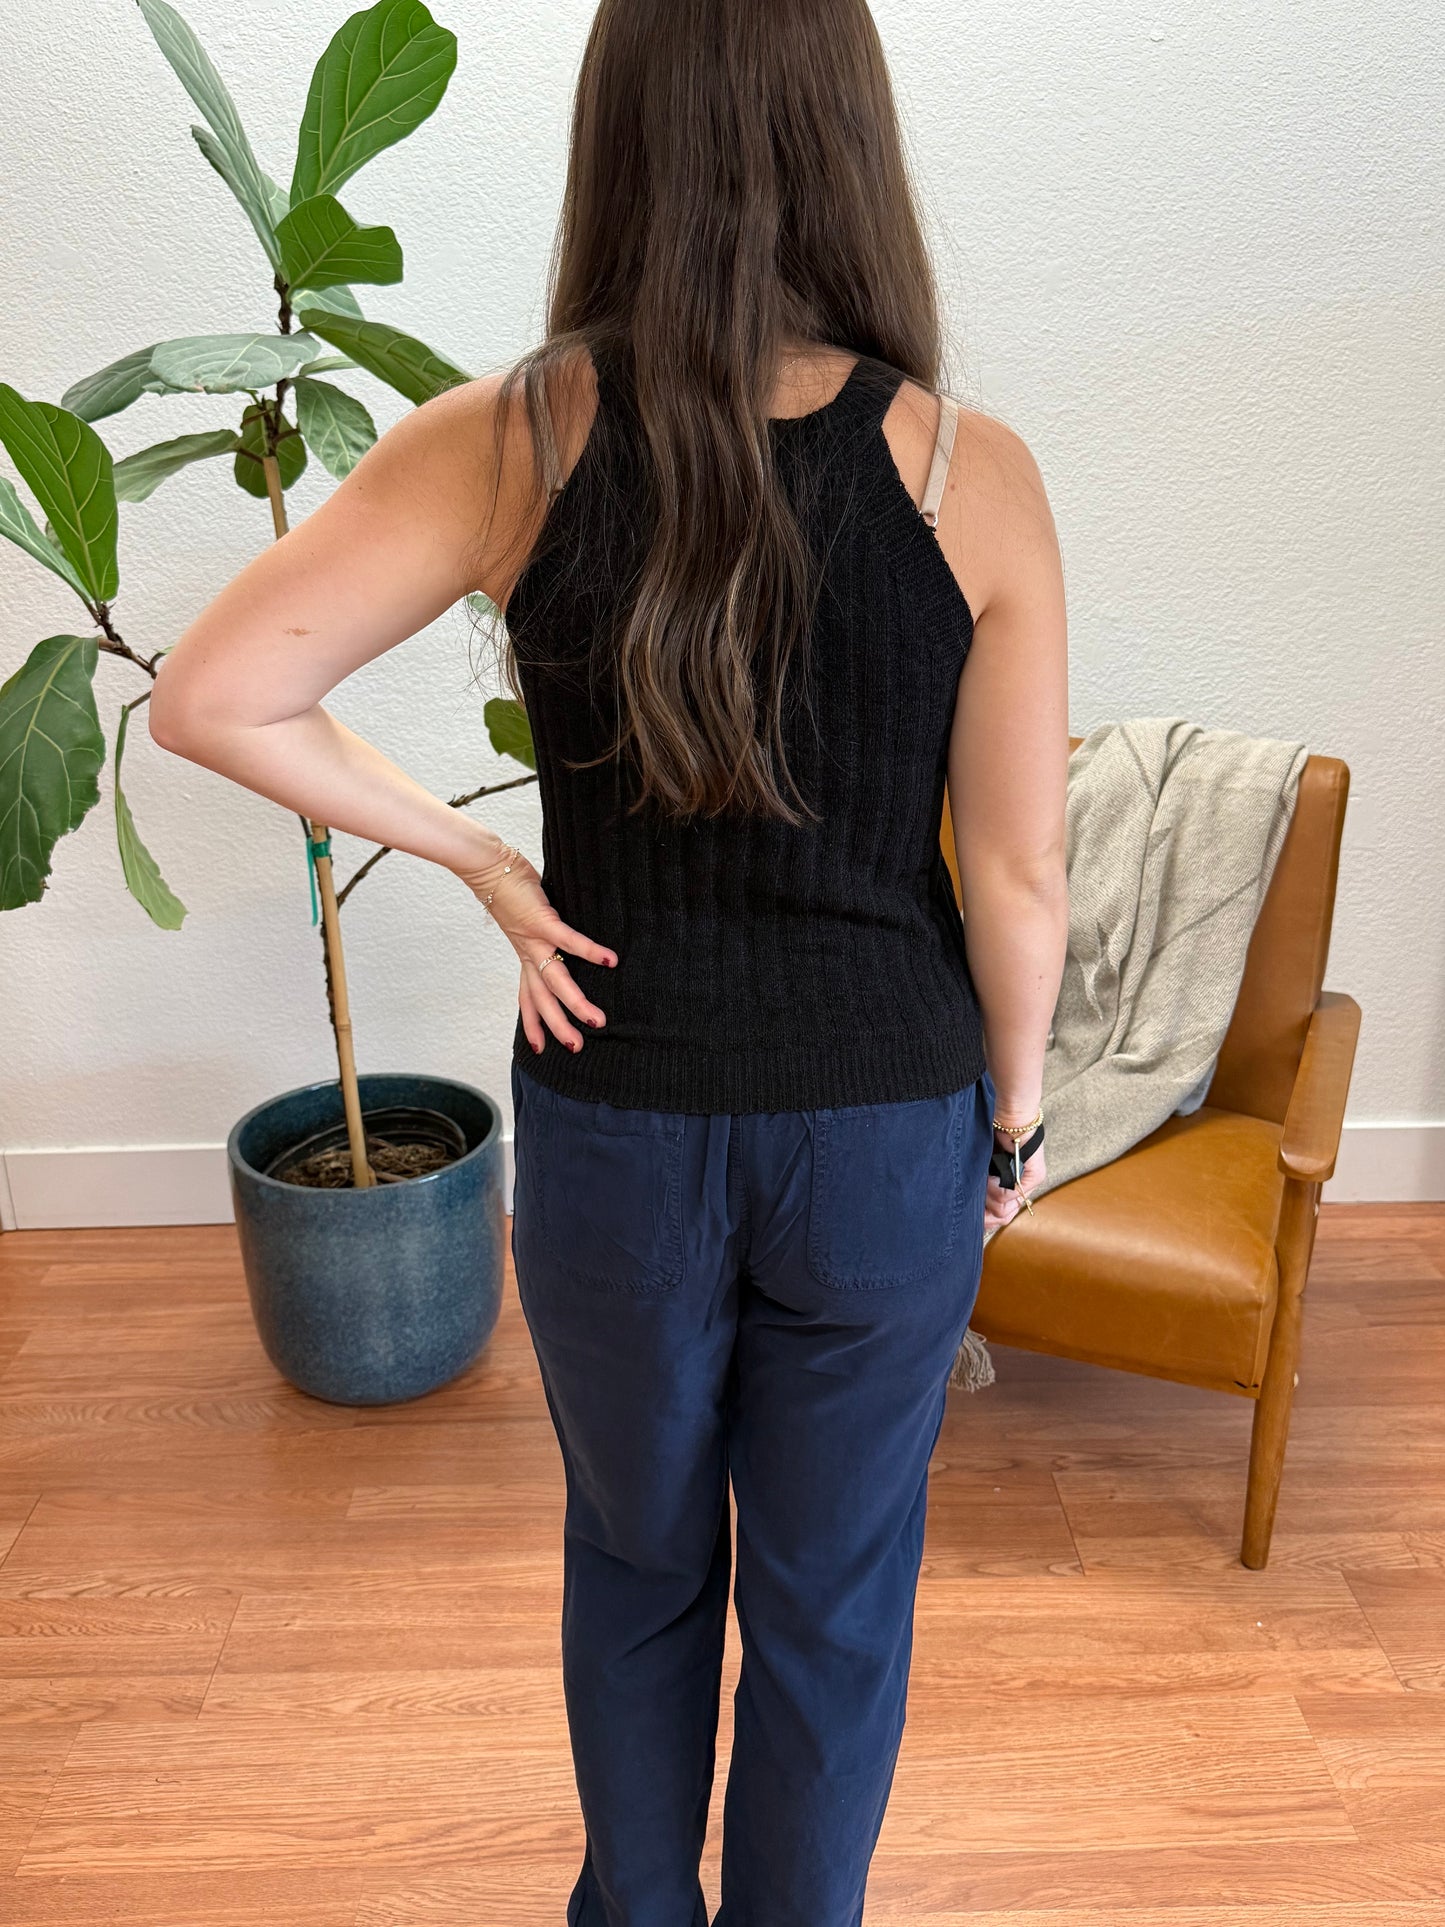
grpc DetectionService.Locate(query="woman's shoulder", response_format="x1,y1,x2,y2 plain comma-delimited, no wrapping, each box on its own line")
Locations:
362,346,601,599
884,375,1058,624
400,344,601,484
886,374,1047,497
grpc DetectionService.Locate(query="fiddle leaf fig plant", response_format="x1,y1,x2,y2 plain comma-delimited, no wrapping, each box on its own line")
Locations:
1,0,536,1181
0,0,536,934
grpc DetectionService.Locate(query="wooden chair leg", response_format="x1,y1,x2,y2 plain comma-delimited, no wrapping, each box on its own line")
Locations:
1241,1180,1319,1568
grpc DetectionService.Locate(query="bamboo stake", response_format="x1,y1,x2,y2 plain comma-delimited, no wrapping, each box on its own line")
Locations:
262,445,289,542
263,443,375,1188
310,819,374,1187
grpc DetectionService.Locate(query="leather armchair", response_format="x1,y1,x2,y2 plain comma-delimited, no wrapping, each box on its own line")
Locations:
940,740,1361,1568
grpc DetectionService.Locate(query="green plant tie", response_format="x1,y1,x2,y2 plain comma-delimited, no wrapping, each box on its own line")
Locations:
304,832,332,926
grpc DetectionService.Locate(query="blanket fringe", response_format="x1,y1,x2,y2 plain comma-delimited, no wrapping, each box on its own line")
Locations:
948,1325,996,1393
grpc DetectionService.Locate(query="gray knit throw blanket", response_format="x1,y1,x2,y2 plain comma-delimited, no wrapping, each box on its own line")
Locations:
949,716,1308,1394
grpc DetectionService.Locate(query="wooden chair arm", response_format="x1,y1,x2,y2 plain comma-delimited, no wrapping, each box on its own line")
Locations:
1277,991,1362,1183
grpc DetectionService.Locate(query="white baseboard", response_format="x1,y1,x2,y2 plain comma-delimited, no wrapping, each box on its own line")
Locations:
1325,1121,1445,1203
0,1153,15,1234
1,1145,235,1231
0,1124,1436,1232
0,1138,518,1231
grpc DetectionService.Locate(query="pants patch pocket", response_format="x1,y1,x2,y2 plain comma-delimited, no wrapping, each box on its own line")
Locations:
807,1091,965,1289
531,1080,687,1294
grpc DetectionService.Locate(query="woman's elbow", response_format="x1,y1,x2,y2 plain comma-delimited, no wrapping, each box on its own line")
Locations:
146,682,190,757
959,837,1067,905
147,668,215,760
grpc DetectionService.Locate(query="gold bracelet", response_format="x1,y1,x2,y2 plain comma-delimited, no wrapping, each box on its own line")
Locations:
480,843,523,916
991,1106,1043,1137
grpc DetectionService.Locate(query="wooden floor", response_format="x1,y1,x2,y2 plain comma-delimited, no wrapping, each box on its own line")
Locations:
0,1205,1442,1925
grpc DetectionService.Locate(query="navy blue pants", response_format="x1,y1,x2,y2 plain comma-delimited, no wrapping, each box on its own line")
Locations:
510,1059,996,1927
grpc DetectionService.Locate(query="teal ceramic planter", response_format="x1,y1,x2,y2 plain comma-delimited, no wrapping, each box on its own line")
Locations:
227,1073,505,1406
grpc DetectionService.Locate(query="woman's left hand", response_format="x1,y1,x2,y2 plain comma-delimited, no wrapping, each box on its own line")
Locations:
983,1136,1045,1232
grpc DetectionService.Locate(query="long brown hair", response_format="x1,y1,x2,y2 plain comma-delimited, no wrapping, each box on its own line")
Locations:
481,0,942,823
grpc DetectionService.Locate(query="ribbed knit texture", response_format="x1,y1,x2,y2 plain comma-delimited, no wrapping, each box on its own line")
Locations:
504,345,987,1114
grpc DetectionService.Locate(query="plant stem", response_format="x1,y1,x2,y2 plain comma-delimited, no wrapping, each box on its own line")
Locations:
94,605,164,678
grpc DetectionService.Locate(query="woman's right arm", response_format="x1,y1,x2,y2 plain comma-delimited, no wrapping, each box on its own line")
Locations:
147,364,616,1056
941,413,1070,1224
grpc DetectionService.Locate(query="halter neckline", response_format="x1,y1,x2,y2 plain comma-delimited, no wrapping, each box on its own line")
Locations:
766,355,871,430
594,342,883,433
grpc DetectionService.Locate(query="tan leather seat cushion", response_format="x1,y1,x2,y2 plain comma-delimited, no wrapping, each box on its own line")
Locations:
972,1105,1286,1395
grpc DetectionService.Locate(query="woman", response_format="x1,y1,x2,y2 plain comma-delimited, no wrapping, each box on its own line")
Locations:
151,0,1069,1917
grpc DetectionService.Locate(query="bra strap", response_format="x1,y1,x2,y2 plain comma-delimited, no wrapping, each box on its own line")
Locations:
919,393,960,529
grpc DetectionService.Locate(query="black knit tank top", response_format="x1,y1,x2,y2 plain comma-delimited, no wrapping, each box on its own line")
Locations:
504,344,987,1114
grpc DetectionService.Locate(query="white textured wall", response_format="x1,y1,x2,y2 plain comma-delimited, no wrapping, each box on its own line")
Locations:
2,0,1441,1174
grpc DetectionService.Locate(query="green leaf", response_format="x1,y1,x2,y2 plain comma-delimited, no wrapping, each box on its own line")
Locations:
484,696,535,772
301,354,359,374
294,378,376,478
277,193,403,293
296,309,469,405
0,477,90,599
190,126,282,268
114,703,186,928
263,171,290,228
0,635,105,909
135,0,280,266
289,285,364,322
291,0,458,203
148,332,324,394
0,387,118,603
113,429,242,504
232,403,307,499
60,346,162,424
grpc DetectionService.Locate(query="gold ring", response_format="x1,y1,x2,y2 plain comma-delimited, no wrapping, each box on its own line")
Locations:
536,951,564,975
